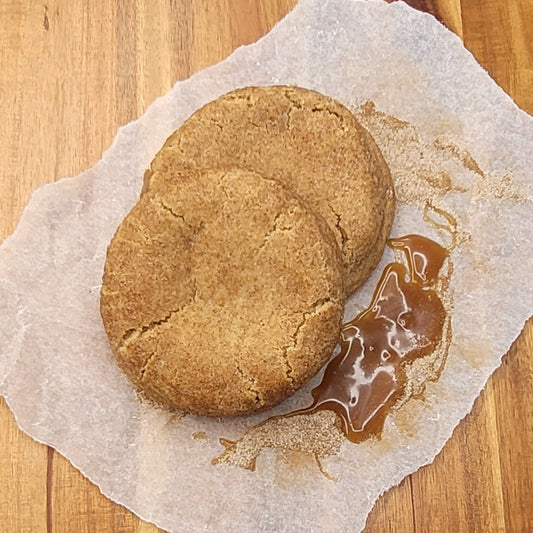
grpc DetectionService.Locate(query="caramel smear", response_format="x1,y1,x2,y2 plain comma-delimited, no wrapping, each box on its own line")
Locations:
296,235,448,442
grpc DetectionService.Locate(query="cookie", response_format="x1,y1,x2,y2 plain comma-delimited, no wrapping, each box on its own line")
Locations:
101,168,344,416
145,86,395,295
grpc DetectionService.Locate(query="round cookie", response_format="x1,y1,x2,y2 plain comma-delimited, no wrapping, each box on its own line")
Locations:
145,85,395,295
101,168,344,416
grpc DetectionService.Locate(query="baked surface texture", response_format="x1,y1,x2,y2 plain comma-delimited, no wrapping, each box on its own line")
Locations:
101,168,344,416
146,85,395,295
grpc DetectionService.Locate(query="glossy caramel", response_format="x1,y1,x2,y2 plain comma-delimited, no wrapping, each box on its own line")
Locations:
295,235,448,442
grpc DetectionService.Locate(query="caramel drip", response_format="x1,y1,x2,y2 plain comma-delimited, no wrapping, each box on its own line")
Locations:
293,235,448,442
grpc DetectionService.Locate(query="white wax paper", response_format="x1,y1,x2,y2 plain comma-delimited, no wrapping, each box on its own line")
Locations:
1,0,532,531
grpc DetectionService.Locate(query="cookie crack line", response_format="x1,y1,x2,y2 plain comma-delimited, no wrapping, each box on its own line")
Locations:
139,350,157,381
282,297,335,385
118,283,199,351
282,88,303,110
160,130,188,155
257,208,297,252
327,202,349,249
311,103,345,124
228,91,257,107
152,196,188,226
235,360,263,406
119,309,177,349
283,87,345,123
152,196,205,237
208,117,224,131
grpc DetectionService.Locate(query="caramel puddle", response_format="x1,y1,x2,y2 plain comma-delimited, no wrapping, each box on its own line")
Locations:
293,235,448,442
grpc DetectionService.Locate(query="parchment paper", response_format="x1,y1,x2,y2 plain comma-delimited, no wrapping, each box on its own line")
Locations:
1,0,532,531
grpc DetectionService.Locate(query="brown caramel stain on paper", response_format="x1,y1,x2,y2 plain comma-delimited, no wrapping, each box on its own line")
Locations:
474,173,529,202
456,339,496,371
387,404,418,440
212,409,344,479
433,138,484,176
359,101,412,132
274,450,329,488
433,138,529,202
355,101,469,206
358,101,532,205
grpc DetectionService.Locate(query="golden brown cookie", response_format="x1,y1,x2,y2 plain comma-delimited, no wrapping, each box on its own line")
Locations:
101,168,344,416
145,86,395,295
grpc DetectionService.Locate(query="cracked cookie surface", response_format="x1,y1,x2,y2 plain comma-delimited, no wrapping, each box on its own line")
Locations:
101,168,344,416
145,86,395,295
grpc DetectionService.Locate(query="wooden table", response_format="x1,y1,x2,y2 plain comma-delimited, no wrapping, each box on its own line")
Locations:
1,1,531,531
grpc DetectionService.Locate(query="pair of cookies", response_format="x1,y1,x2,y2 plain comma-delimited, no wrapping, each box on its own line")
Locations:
100,86,395,416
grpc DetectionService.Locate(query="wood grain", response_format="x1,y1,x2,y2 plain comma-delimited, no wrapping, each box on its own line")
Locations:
0,1,532,532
